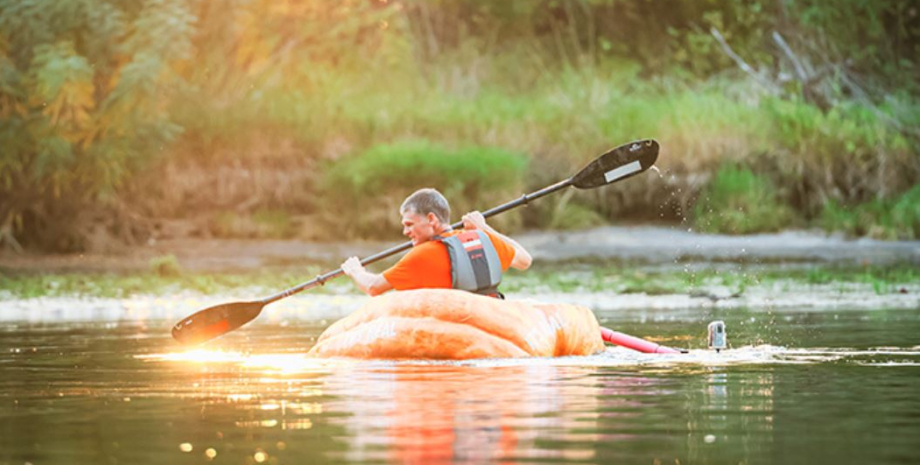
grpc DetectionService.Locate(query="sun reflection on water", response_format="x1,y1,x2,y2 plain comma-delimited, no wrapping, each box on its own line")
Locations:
137,349,355,374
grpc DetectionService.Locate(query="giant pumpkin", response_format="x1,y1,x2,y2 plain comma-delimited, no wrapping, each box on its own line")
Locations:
308,289,605,359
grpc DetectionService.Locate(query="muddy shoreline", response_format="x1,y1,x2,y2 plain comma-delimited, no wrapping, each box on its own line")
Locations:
3,226,919,320
2,226,919,274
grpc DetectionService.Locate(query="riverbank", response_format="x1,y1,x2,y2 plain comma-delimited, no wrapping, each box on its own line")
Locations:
2,226,918,318
2,225,919,274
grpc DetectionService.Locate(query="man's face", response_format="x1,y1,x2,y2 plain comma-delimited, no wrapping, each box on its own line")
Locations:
401,211,439,246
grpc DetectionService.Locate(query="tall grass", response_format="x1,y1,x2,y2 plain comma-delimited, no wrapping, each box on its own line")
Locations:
320,140,528,239
820,185,920,239
692,164,794,234
154,50,918,239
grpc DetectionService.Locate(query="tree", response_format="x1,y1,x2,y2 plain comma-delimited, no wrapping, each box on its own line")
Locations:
0,0,193,250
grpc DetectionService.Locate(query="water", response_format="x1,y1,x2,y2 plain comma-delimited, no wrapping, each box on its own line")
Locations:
2,302,920,464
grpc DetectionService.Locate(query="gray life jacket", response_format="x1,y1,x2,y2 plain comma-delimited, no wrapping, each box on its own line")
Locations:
436,230,504,298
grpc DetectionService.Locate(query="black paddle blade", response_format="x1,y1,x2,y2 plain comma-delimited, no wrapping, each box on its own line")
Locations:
171,301,265,345
571,139,659,189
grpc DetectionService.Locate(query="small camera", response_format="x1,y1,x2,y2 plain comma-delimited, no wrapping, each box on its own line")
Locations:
708,320,727,352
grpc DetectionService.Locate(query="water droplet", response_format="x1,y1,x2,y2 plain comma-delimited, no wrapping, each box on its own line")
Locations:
704,434,716,443
205,448,217,459
254,450,268,463
179,443,193,453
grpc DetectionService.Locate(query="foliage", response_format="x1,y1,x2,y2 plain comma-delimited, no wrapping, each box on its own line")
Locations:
1,0,918,247
149,254,181,277
210,209,295,240
547,201,607,230
0,0,192,250
693,164,794,234
762,97,915,214
321,141,528,238
4,262,918,299
819,185,920,239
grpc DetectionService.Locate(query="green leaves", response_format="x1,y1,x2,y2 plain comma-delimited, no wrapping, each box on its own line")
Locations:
693,164,794,234
321,140,529,238
0,0,194,250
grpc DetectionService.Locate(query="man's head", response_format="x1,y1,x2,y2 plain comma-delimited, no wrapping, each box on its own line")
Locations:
400,188,451,245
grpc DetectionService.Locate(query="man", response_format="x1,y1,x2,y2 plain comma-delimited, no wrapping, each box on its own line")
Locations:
341,188,532,297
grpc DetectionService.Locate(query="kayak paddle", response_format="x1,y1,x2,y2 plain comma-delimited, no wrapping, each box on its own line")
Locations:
171,139,660,345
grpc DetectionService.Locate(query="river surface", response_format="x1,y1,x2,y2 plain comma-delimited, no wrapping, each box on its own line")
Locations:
2,300,919,464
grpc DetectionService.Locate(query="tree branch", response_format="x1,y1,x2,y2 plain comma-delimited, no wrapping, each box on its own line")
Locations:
710,27,780,94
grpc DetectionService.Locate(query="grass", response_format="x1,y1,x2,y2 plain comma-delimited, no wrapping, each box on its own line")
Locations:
90,50,909,248
2,263,917,300
0,265,350,299
692,164,794,234
819,185,920,239
320,140,529,238
149,254,181,277
210,209,297,239
166,56,918,239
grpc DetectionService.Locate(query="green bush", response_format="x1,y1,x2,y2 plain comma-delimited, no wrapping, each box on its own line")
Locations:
0,0,192,250
210,209,295,239
547,201,607,230
321,140,528,238
693,164,794,234
820,185,920,239
762,97,915,211
149,254,181,277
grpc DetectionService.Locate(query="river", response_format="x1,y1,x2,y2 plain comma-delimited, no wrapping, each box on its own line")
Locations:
2,297,919,464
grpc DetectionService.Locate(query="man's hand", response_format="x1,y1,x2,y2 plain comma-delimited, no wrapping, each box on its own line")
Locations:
341,256,394,296
462,211,490,231
463,210,532,271
341,256,365,277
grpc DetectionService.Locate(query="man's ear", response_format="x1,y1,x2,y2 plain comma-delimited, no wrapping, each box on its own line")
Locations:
427,212,440,227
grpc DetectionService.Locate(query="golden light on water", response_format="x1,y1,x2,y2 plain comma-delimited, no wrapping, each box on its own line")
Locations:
236,419,279,428
205,448,217,459
137,350,354,374
254,450,268,463
179,442,193,452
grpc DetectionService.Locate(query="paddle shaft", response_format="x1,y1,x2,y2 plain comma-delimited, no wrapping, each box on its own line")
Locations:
260,178,575,306
600,327,683,354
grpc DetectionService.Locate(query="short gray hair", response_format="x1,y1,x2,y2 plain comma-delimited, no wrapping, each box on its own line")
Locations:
400,188,450,223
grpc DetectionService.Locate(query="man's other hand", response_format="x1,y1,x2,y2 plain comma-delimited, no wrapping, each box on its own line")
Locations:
342,256,365,277
462,211,488,231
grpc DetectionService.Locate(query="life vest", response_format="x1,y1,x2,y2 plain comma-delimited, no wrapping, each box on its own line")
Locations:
435,230,504,298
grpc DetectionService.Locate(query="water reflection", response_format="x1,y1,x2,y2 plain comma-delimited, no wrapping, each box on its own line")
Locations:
323,364,601,463
4,305,920,464
684,370,775,464
136,349,612,461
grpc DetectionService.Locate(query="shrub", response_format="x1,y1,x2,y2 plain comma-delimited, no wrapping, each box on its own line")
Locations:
0,0,193,250
820,185,920,239
149,254,181,277
209,209,295,239
321,140,528,238
547,198,607,231
693,164,794,234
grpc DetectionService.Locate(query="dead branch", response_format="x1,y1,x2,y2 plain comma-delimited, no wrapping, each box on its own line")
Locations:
772,31,809,82
710,27,780,94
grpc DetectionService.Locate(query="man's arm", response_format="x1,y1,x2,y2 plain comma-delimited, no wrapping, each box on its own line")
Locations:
461,211,532,270
341,257,394,296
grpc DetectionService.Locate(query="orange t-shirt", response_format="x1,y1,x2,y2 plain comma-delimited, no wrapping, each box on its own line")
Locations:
382,230,516,291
